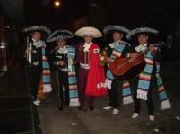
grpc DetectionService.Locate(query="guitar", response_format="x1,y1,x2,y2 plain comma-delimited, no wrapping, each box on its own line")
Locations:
109,53,145,80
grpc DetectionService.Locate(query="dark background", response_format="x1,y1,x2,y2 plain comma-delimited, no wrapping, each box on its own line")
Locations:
0,0,180,60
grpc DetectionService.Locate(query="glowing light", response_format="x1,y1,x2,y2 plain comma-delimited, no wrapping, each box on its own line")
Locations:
54,1,60,7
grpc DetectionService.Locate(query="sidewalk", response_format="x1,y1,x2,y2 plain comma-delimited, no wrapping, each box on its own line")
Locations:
38,62,180,134
0,62,180,134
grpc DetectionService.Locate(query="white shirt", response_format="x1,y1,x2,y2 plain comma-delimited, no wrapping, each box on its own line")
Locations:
83,42,92,52
135,43,148,53
57,46,67,54
140,44,147,47
109,40,121,48
32,38,43,48
115,40,121,44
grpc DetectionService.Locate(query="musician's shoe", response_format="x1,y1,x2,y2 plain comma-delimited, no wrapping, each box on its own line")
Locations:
103,106,112,110
64,101,69,106
89,106,94,111
58,106,63,111
31,96,35,101
149,115,155,121
112,108,119,115
132,113,139,118
33,99,40,106
36,99,40,103
78,106,83,110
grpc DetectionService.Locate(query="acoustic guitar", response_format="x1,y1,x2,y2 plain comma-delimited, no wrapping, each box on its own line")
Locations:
109,53,145,80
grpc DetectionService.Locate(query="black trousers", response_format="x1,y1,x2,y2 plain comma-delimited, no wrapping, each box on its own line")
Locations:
56,70,69,108
109,79,122,108
133,77,154,115
27,65,41,100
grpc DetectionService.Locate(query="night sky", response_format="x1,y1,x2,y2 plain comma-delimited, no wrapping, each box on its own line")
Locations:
0,0,180,57
22,0,180,29
1,0,180,40
24,0,89,29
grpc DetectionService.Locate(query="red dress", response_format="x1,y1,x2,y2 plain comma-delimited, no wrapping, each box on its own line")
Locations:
85,44,107,97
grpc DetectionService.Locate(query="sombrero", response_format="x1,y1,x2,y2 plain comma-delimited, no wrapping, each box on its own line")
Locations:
22,26,51,35
74,26,102,38
46,29,73,42
126,27,159,40
103,25,130,35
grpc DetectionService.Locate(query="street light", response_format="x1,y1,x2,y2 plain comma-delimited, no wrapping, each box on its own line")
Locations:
54,0,61,8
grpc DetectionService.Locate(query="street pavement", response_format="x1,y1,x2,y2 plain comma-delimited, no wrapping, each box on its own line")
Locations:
0,61,180,134
38,61,180,134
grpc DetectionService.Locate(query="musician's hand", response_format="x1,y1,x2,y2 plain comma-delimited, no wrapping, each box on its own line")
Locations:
129,53,137,58
68,59,73,65
156,73,160,78
58,61,65,66
107,57,114,63
149,46,155,53
32,62,39,66
25,48,31,54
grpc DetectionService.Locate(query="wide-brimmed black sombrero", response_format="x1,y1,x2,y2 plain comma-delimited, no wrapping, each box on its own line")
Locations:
103,25,130,35
46,29,73,42
22,26,51,35
126,27,159,40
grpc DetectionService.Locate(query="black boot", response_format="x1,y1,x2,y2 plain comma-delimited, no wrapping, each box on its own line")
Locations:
58,106,63,111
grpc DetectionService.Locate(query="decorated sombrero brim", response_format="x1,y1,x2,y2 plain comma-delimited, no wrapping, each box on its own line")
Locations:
75,26,102,38
126,27,159,40
103,25,130,35
46,29,73,42
22,26,51,35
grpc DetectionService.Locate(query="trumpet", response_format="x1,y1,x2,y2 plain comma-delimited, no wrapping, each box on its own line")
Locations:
26,36,32,65
99,47,109,66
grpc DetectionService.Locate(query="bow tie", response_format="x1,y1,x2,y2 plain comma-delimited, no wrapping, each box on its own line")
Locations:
140,44,147,46
33,41,43,48
57,47,67,54
83,43,91,52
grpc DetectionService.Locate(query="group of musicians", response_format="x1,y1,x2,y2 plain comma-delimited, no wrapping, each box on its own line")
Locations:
23,25,171,121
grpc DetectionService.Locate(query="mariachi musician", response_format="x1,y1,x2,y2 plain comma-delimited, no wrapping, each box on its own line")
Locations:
102,25,134,115
47,29,80,110
22,25,52,106
126,27,171,121
75,26,107,111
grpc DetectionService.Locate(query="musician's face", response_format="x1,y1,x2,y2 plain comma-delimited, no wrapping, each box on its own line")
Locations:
113,32,123,42
137,35,148,44
57,39,66,48
31,32,41,41
83,35,93,44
